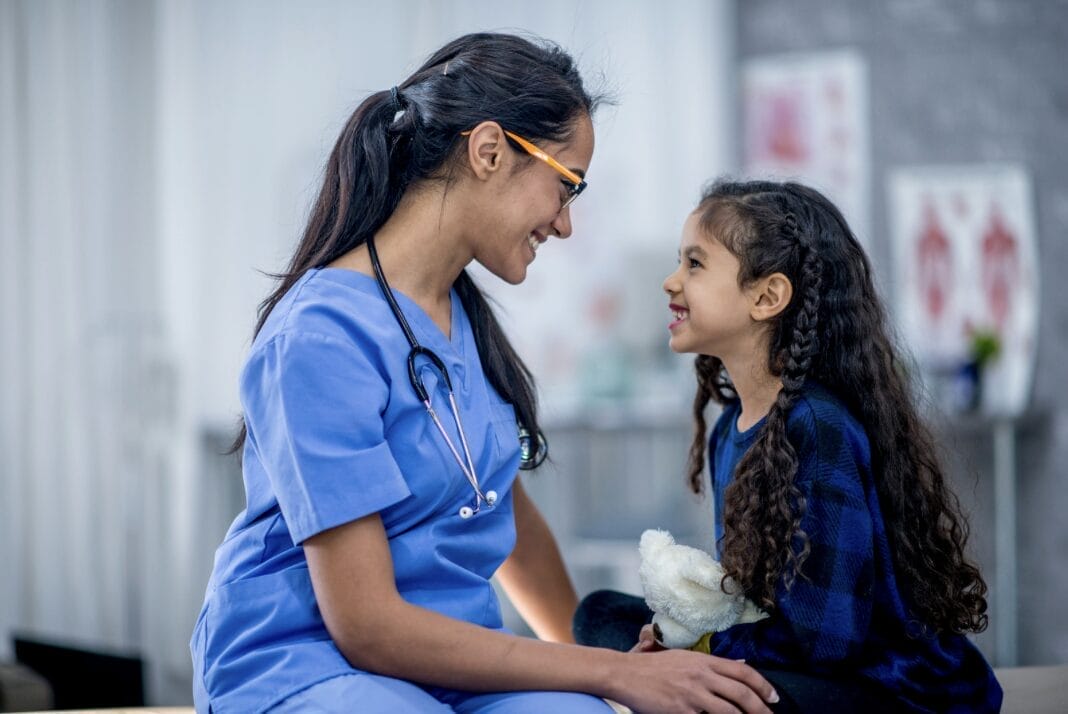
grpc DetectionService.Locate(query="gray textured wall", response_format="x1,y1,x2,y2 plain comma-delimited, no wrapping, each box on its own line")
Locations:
736,0,1068,666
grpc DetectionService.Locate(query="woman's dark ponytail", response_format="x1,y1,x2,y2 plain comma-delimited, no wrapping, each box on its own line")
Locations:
256,89,400,336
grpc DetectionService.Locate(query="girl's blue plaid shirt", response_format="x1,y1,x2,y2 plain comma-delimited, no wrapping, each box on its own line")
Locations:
708,381,1002,714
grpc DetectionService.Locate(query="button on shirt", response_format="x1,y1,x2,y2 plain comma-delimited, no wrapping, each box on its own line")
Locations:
191,268,522,714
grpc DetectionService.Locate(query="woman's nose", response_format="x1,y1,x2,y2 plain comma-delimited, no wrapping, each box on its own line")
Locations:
551,206,573,239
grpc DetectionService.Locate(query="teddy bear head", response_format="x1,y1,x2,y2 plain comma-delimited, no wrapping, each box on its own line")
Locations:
638,529,767,649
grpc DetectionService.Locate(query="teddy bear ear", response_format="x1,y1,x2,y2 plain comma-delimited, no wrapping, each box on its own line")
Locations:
639,529,675,555
677,547,725,590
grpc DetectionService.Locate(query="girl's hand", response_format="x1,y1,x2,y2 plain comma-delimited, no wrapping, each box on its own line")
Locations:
613,649,778,714
629,623,665,653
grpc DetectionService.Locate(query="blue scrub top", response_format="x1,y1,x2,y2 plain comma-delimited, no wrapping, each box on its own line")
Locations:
191,267,522,714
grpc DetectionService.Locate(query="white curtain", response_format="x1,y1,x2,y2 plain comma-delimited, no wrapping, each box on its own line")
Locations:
1,0,734,703
0,0,177,694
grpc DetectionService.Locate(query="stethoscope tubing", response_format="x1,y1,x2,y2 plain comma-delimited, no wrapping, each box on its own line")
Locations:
367,236,496,518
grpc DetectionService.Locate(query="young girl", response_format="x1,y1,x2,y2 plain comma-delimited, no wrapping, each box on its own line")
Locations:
191,36,778,714
576,179,1002,713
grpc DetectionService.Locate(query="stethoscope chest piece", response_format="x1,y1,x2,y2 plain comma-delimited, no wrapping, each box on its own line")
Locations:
518,426,548,470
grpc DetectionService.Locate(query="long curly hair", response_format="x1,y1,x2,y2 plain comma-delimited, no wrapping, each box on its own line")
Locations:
685,179,988,635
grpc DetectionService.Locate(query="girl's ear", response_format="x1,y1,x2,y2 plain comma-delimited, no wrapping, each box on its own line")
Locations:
749,273,793,322
464,121,507,180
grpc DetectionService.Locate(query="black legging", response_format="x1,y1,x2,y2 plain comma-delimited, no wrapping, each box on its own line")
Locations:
573,590,899,714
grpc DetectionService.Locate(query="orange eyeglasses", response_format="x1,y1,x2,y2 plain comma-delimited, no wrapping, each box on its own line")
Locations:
461,128,588,210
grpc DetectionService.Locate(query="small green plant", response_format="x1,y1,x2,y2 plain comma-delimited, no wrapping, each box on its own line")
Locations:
969,327,1001,367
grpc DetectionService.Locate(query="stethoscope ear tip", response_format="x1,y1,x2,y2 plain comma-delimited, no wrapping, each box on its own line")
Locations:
458,490,498,519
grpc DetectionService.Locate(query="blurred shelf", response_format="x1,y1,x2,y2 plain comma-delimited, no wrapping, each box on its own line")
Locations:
929,411,1046,667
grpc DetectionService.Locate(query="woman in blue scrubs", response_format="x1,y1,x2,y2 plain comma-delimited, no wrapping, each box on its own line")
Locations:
191,32,779,714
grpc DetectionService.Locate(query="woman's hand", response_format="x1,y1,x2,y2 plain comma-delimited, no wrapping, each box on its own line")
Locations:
613,649,778,714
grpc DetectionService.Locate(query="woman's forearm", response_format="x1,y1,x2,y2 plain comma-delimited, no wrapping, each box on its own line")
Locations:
306,509,616,695
332,595,777,714
334,593,624,698
306,508,778,713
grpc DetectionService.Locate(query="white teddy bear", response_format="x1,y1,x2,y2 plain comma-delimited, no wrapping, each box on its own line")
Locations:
638,529,768,650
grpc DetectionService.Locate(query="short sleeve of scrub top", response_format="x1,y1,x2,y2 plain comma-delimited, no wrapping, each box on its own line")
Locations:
242,330,410,544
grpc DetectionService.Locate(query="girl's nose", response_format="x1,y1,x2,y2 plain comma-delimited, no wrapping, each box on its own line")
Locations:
662,269,679,295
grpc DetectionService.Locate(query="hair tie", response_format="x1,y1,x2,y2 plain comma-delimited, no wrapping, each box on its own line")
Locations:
443,60,450,76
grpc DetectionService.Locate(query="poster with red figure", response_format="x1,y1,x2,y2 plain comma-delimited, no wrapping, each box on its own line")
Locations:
743,50,870,245
888,166,1038,416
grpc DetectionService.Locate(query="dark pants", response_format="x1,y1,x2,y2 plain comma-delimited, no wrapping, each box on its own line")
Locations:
573,590,898,714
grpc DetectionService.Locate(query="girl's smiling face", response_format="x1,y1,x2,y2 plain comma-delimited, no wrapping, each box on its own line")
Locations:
661,211,759,358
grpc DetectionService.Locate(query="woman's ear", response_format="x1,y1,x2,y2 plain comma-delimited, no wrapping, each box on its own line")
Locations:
464,121,506,180
748,273,793,322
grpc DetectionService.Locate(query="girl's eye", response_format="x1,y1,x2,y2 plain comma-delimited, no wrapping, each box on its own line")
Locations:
688,258,702,269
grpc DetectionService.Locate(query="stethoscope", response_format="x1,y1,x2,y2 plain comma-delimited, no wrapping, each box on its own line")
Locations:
367,236,547,520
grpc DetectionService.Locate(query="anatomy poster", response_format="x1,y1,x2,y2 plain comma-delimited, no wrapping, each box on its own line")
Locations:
888,165,1038,416
742,50,870,244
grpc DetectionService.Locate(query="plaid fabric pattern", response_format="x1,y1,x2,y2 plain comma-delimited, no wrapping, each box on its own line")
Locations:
707,382,1002,713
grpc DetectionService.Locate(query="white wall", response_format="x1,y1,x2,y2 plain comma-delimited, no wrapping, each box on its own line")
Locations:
1,0,165,663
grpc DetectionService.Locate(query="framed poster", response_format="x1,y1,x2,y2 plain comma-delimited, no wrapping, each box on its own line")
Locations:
887,165,1038,416
743,50,870,244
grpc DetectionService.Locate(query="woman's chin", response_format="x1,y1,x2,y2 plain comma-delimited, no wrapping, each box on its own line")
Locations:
483,263,527,285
